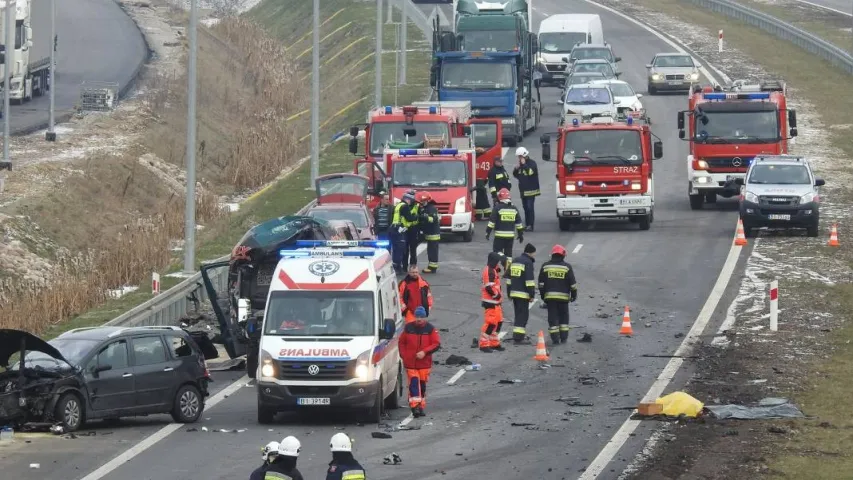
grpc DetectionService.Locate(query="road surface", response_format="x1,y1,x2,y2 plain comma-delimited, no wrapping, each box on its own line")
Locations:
794,0,852,15
7,0,148,135
2,1,743,479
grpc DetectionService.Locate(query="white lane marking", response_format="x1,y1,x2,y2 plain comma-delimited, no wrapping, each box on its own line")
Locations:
572,244,583,254
501,147,510,159
577,232,742,480
399,414,414,427
80,375,250,480
578,0,731,85
446,369,466,385
794,0,852,16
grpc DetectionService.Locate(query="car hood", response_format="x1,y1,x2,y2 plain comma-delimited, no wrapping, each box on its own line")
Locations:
747,184,813,196
650,66,696,74
0,329,69,367
563,103,615,116
614,95,640,108
540,52,570,62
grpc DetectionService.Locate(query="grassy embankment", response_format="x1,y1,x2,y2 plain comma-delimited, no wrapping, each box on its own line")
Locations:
0,0,431,338
624,1,853,478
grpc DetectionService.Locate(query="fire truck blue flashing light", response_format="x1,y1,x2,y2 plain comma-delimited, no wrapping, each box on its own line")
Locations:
429,106,437,114
398,148,459,155
626,116,633,125
385,106,393,114
294,240,390,249
571,118,579,126
703,92,770,100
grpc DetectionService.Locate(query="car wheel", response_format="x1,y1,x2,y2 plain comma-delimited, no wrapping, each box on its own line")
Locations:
385,365,402,410
171,384,204,423
258,399,276,424
54,393,84,432
688,184,704,211
639,214,651,231
648,84,657,95
246,349,258,379
743,225,756,238
558,217,573,232
365,379,384,424
807,223,819,237
461,226,474,242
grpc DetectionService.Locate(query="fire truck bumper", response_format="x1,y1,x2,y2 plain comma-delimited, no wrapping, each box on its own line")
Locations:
556,195,652,219
440,213,473,233
689,172,744,195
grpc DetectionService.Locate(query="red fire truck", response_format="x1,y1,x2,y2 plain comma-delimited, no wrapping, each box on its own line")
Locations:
678,80,798,210
348,103,502,215
539,114,663,231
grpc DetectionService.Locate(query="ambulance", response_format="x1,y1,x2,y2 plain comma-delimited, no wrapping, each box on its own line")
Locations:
255,240,405,424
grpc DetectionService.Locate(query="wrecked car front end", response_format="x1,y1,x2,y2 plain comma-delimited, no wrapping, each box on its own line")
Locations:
0,329,85,428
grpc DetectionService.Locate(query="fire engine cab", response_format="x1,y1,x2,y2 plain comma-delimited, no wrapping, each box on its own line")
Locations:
540,114,663,231
383,147,477,242
678,80,797,210
256,240,404,425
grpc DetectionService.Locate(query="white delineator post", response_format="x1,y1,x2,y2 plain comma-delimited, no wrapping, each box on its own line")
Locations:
718,30,723,53
769,280,778,331
152,272,161,295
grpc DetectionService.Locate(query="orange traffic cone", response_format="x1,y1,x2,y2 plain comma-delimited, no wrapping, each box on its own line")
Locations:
619,306,634,336
533,331,550,362
828,224,840,247
734,219,748,246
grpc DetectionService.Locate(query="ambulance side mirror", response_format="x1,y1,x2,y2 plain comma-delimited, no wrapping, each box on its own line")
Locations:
380,318,396,340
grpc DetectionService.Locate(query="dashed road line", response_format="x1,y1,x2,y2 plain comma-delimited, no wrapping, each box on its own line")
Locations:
572,244,583,254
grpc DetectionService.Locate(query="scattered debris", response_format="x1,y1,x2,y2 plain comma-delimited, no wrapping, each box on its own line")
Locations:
464,364,481,371
655,392,704,418
29,464,40,469
747,379,768,385
641,354,699,359
637,402,663,416
555,396,593,407
445,354,472,366
439,328,449,332
186,428,197,432
497,379,523,384
705,397,804,420
208,358,246,372
371,432,392,439
577,333,593,343
49,425,64,435
674,332,684,338
383,452,403,465
201,426,209,432
768,426,789,434
510,422,535,427
578,376,602,385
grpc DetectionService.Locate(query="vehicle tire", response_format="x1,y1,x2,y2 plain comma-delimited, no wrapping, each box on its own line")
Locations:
461,226,474,242
54,393,84,432
688,184,704,210
171,384,204,423
649,210,655,223
648,84,657,95
558,217,573,232
385,365,403,410
705,192,717,204
246,349,258,379
365,380,384,424
258,399,276,424
743,224,756,238
807,223,819,237
639,215,651,230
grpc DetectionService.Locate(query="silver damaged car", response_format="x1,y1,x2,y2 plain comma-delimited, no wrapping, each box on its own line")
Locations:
646,53,701,94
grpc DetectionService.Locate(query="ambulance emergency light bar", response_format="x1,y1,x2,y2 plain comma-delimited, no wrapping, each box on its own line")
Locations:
703,92,770,100
397,148,458,155
295,240,390,249
383,106,438,114
278,240,390,257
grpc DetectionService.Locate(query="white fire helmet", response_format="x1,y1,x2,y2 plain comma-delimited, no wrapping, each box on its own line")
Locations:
515,147,529,157
330,432,353,452
262,441,280,461
278,436,301,457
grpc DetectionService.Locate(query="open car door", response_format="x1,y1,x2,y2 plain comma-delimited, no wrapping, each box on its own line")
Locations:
467,119,503,220
315,173,370,205
354,159,388,210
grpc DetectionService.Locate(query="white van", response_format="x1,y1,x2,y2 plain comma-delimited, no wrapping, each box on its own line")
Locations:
256,240,404,424
537,14,604,86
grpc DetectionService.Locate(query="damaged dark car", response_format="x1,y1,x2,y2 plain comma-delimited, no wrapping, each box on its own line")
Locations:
1,326,216,432
200,215,338,378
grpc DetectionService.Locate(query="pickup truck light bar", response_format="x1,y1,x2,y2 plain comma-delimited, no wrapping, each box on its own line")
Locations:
703,92,770,100
397,148,459,155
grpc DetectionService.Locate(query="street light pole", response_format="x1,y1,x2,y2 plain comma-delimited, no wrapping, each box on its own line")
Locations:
182,0,198,275
46,0,55,141
310,0,319,186
375,0,382,108
3,0,13,168
399,0,407,85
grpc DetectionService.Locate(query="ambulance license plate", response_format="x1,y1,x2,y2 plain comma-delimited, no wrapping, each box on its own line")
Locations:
297,398,330,406
767,214,790,221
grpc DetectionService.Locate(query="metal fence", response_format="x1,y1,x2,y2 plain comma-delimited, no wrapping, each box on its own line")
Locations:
688,0,853,75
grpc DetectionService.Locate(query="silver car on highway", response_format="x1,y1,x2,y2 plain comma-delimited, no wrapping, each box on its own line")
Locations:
646,52,701,94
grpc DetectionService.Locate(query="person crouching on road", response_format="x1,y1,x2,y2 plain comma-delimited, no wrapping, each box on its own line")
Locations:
372,190,392,255
250,441,279,480
479,252,507,353
264,436,304,480
508,243,537,344
326,433,366,480
399,264,433,323
538,245,578,345
417,191,441,273
399,306,441,418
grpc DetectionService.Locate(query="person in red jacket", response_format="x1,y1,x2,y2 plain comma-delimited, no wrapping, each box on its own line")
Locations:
398,265,434,323
398,306,441,417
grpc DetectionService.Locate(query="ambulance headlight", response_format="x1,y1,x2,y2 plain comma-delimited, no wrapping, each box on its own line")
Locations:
455,196,466,213
260,350,276,378
354,350,372,381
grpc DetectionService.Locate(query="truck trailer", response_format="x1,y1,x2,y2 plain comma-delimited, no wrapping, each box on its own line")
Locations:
0,0,51,104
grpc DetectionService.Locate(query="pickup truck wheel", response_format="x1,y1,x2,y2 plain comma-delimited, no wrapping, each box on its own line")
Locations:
461,226,474,242
171,384,204,423
54,393,84,432
638,214,651,230
385,366,402,410
558,218,573,231
807,222,819,237
258,400,276,424
688,184,704,210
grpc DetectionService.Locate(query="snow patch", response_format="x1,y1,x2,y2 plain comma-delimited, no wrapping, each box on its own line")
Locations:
107,285,140,299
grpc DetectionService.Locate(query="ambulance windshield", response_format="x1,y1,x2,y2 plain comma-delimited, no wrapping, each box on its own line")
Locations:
264,291,375,337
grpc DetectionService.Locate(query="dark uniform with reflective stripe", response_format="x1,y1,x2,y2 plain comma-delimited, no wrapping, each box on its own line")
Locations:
390,202,408,270
420,200,441,273
405,203,420,269
485,202,524,261
326,460,367,480
538,255,578,344
512,158,540,229
508,252,536,343
486,164,512,218
264,462,304,480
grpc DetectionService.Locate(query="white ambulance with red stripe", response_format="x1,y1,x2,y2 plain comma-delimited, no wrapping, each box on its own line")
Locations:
256,240,405,424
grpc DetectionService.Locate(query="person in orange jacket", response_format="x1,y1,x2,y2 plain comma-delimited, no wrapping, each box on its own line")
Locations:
479,252,507,353
398,306,441,417
398,264,433,323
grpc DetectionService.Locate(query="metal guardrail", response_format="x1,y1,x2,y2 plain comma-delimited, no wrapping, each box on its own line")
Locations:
105,0,431,329
688,0,853,75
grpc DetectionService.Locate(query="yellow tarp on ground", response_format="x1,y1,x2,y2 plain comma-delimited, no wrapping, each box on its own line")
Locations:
655,391,704,418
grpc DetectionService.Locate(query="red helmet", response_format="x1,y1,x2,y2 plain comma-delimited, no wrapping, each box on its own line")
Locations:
497,188,511,201
551,244,567,256
416,191,432,203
